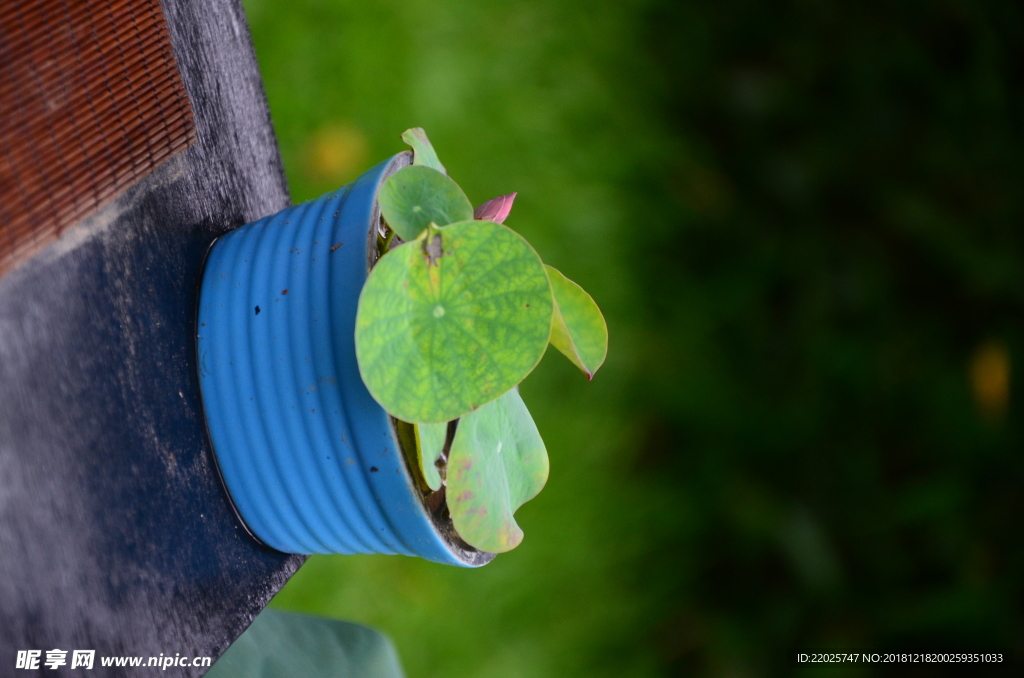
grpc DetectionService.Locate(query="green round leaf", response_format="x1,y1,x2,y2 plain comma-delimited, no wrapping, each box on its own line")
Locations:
447,388,549,553
356,220,554,424
414,422,446,491
378,166,473,241
546,264,608,379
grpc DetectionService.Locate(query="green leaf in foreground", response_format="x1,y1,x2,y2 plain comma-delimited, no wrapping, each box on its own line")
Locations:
401,127,446,174
206,609,405,678
378,166,473,241
414,422,446,491
356,220,554,423
546,264,608,378
447,388,548,553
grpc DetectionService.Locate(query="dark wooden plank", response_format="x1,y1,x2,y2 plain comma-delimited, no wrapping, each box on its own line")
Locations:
0,0,304,674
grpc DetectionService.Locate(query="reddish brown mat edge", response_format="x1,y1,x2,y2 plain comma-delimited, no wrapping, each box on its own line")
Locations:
0,0,197,277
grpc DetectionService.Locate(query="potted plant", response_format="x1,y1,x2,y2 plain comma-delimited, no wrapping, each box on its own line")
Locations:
196,129,606,566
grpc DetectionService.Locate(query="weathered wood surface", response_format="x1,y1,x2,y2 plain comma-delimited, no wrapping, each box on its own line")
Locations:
0,0,304,674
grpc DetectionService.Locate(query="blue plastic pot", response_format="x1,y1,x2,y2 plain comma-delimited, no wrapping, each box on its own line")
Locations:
196,153,491,567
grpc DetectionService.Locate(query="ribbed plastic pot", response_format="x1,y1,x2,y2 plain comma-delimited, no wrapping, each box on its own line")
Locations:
196,153,491,567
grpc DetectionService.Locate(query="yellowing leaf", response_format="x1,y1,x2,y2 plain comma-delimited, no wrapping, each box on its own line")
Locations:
546,265,608,379
446,389,548,553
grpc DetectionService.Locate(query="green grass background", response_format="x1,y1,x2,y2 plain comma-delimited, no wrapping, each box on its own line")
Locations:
243,0,1024,675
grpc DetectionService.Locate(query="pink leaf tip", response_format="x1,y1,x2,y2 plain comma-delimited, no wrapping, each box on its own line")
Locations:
473,192,517,224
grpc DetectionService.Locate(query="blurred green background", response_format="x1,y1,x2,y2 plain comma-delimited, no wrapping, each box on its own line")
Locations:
242,0,1024,675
